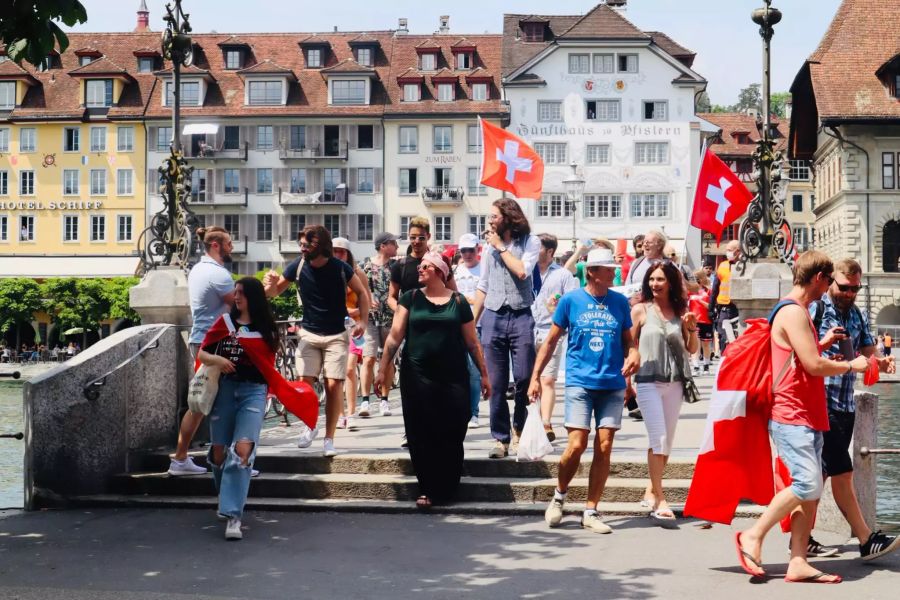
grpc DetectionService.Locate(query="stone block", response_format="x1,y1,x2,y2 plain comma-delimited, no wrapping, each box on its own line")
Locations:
129,267,191,326
24,325,182,509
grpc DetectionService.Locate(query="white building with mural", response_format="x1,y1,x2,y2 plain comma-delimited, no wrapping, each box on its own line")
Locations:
501,2,707,265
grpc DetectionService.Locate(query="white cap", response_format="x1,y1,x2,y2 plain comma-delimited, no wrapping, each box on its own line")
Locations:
332,237,351,250
584,248,616,267
458,233,480,249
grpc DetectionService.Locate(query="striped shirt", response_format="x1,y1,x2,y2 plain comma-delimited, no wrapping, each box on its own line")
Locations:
811,293,874,413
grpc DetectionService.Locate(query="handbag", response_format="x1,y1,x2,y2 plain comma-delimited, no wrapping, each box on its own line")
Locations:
664,331,701,404
187,364,221,415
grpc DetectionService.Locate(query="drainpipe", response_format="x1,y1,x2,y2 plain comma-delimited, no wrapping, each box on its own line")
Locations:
380,118,386,234
823,125,872,322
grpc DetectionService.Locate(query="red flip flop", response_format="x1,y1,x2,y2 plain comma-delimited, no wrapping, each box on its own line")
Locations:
734,531,766,577
785,572,842,584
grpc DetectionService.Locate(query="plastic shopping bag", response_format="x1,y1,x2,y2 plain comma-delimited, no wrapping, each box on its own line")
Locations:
187,364,221,415
516,402,554,462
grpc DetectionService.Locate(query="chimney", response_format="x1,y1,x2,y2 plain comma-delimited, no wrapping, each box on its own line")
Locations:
606,0,627,12
135,0,150,32
746,107,759,120
333,26,338,33
784,95,793,119
438,15,450,34
397,18,409,35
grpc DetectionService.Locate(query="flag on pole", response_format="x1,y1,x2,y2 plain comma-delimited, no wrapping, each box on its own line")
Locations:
479,118,544,200
690,148,754,242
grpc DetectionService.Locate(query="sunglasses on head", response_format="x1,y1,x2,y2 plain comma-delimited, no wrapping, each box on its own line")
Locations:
836,283,862,293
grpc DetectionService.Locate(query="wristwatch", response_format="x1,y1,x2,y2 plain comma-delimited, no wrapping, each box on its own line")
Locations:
497,245,508,254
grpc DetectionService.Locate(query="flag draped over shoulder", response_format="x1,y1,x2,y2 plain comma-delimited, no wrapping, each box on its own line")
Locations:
479,119,544,200
690,148,754,242
683,318,776,524
197,314,319,429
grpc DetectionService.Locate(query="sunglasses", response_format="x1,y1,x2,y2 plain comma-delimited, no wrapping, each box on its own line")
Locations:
408,235,427,242
417,263,435,271
460,248,476,253
836,283,862,293
298,240,318,249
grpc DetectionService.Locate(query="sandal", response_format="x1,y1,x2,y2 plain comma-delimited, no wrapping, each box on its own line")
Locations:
415,495,432,510
734,531,766,577
785,571,842,584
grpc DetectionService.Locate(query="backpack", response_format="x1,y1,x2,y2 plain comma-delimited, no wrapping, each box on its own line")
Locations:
715,299,797,414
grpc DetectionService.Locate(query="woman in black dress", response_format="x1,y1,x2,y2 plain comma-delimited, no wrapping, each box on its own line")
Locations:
377,251,490,508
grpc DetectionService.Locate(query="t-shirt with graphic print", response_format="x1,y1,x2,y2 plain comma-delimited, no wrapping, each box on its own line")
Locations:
201,319,266,384
553,288,632,390
362,256,396,326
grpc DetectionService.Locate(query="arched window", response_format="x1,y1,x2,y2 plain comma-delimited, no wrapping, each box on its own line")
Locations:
883,219,900,273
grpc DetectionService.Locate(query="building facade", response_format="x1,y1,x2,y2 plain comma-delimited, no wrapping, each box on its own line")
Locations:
0,33,154,277
501,4,707,265
789,0,900,335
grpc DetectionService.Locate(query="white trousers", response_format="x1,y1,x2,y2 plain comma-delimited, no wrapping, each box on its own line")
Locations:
636,381,684,456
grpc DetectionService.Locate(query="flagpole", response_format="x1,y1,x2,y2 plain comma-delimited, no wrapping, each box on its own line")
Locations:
690,137,709,255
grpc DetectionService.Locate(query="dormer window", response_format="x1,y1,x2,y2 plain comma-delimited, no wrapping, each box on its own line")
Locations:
403,83,420,102
732,132,752,145
165,81,201,106
419,53,437,71
0,81,15,109
456,53,472,70
307,48,322,68
79,56,93,67
331,79,367,105
137,57,154,72
471,83,487,101
356,47,373,67
225,50,243,70
86,79,113,108
437,83,454,102
248,80,283,105
522,22,545,42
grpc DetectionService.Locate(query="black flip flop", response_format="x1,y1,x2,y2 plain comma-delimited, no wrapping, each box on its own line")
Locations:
785,572,842,584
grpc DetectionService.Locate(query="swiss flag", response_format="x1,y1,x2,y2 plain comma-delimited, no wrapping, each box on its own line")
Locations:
690,149,754,242
683,318,776,524
480,119,544,200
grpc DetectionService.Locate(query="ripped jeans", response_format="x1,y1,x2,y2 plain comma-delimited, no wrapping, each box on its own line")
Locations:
208,377,267,519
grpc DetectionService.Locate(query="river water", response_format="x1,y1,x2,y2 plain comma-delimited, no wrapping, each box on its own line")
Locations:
0,380,898,529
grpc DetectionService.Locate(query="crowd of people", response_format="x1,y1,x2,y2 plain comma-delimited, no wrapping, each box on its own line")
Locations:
0,342,80,363
172,208,899,580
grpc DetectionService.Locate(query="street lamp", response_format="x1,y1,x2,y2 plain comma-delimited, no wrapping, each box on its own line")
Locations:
136,0,200,274
737,0,794,273
563,162,586,250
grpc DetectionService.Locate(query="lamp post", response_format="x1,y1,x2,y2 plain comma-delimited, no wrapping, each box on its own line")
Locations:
136,0,200,274
563,162,586,250
737,0,794,273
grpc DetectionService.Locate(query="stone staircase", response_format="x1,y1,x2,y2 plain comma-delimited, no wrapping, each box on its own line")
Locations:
70,373,763,518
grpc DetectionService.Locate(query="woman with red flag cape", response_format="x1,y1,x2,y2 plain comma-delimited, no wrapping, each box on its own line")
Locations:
197,277,317,540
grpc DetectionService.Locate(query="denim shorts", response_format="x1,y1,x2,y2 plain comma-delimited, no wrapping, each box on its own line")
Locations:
769,420,825,501
564,387,625,431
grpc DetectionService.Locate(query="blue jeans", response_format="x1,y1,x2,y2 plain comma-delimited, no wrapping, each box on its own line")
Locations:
466,354,480,418
480,307,536,444
208,377,267,518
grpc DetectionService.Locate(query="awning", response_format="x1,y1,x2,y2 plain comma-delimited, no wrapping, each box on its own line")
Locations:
182,123,219,135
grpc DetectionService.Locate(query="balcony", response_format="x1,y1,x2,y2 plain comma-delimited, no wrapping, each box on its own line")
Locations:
279,235,301,256
422,186,465,205
187,187,249,207
231,235,248,256
278,185,348,207
184,141,249,162
278,141,348,162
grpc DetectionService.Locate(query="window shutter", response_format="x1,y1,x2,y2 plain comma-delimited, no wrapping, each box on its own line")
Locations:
271,214,282,241
341,168,348,184
211,213,224,228
374,125,383,149
180,133,192,156
213,128,224,150
339,125,348,154
374,167,382,193
148,169,159,194
274,168,288,192
348,168,358,193
307,125,321,153
308,168,321,193
239,168,250,194
348,126,358,149
147,127,158,149
274,126,288,151
340,214,351,239
245,126,256,150
247,168,257,193
346,213,358,240
206,170,216,202
307,213,323,226
215,169,225,194
374,214,383,235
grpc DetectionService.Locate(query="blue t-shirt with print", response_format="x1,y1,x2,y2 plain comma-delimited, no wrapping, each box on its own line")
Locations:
553,288,632,390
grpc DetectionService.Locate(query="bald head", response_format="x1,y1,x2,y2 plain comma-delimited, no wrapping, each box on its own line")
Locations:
725,240,741,261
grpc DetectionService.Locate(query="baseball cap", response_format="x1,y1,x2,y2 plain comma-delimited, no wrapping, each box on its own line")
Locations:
374,231,398,249
332,237,351,250
458,233,479,249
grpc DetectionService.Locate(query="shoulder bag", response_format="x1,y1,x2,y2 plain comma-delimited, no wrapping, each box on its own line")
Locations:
664,331,701,404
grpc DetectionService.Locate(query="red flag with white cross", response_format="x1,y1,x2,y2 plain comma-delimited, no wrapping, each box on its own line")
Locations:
691,148,754,242
479,118,544,200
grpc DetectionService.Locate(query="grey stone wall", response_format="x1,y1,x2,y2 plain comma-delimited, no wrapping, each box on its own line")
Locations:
24,325,189,509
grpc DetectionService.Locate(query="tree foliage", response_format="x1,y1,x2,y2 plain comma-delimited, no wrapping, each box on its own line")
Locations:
770,92,792,119
40,278,109,334
253,270,300,321
0,1,88,68
0,278,43,334
101,277,141,323
696,91,711,113
734,83,762,113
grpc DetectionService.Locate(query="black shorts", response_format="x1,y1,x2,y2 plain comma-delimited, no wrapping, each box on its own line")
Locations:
698,323,714,341
822,410,855,477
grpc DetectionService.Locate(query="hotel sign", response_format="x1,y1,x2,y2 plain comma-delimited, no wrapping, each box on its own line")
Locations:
0,201,105,211
515,123,683,139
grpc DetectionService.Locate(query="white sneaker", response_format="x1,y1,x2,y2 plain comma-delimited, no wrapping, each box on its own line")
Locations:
469,416,480,428
346,415,356,429
358,400,371,418
337,415,348,429
167,457,208,476
225,518,242,540
545,496,564,527
251,469,260,478
380,399,392,416
323,437,337,457
581,511,612,534
296,425,319,448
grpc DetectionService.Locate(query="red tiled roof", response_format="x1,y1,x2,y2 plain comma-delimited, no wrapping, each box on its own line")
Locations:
73,47,102,57
67,55,131,77
298,34,331,47
465,67,493,82
414,39,441,51
430,67,458,82
236,59,295,78
646,31,695,68
557,4,649,40
798,0,900,120
0,59,38,84
133,47,161,57
320,58,376,75
217,35,251,48
348,33,380,47
698,112,787,157
502,13,581,77
396,68,424,83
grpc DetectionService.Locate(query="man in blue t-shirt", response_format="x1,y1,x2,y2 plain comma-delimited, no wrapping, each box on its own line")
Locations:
528,248,640,534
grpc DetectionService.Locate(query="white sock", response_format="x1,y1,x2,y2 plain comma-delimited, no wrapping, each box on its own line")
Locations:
583,508,598,517
554,489,566,501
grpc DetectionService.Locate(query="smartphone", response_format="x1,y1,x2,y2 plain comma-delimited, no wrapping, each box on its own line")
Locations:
834,327,854,359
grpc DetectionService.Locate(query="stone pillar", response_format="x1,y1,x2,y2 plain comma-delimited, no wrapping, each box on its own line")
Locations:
814,391,878,539
728,260,793,322
129,266,191,326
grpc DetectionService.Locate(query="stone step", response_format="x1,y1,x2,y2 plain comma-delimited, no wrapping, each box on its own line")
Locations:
131,450,696,480
112,471,695,504
69,494,765,519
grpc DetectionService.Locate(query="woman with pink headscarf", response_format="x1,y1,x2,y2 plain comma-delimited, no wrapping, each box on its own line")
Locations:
377,252,490,508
